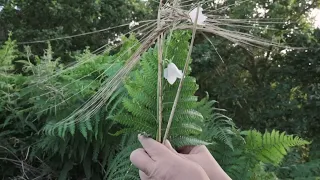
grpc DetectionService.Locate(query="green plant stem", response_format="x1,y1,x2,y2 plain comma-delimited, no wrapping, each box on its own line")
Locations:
162,5,200,143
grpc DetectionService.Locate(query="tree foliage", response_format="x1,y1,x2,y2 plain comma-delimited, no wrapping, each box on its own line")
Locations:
0,0,152,60
192,0,320,139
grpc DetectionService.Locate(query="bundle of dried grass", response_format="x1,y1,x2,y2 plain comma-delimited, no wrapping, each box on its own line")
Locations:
56,0,283,140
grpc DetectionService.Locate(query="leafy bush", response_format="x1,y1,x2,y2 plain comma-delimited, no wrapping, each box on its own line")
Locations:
0,31,316,180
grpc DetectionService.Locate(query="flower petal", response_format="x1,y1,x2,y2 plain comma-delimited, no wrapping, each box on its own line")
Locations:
168,63,183,78
164,68,168,79
164,63,183,85
189,7,207,25
176,70,183,79
166,75,177,85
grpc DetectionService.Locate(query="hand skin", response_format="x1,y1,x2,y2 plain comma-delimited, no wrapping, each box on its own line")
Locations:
164,140,232,180
130,135,210,180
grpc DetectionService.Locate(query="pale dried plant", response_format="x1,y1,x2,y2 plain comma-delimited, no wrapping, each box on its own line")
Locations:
52,0,288,138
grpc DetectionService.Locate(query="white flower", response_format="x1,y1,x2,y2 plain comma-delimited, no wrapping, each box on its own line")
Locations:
164,63,183,85
129,21,140,29
189,7,207,25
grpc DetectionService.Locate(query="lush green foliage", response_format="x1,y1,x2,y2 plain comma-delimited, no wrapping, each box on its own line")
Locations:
192,0,320,139
190,2,320,179
0,30,313,180
0,35,134,179
1,0,320,179
0,0,152,61
114,31,210,147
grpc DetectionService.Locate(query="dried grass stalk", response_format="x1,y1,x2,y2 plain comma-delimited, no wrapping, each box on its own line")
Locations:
162,5,200,143
60,1,283,130
157,0,164,142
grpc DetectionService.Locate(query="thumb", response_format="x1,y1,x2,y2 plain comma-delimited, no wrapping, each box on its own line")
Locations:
188,145,210,154
138,134,168,160
163,140,178,153
130,148,154,175
163,140,189,160
139,170,150,180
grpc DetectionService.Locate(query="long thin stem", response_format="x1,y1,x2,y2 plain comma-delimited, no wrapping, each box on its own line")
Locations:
157,0,164,142
162,5,200,143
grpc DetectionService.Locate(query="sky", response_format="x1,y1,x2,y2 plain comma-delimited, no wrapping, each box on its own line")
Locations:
310,9,320,28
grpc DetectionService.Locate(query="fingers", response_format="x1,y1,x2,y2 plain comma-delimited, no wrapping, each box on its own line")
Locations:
179,145,208,154
130,148,154,175
138,134,168,159
164,140,191,160
189,145,209,154
139,170,150,180
163,140,178,153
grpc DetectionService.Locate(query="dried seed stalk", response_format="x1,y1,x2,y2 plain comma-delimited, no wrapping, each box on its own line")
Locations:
162,5,200,143
157,0,164,142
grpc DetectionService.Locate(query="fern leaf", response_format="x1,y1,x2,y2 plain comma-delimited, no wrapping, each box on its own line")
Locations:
245,130,310,165
85,119,93,131
68,121,76,136
113,113,156,135
94,114,100,140
170,136,211,148
105,140,140,180
79,121,88,139
58,125,64,138
169,123,202,136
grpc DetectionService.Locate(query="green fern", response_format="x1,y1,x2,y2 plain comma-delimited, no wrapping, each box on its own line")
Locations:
28,42,134,179
245,130,311,165
211,132,254,180
211,129,310,180
0,32,18,69
199,94,237,150
105,134,140,180
0,33,20,104
113,31,208,147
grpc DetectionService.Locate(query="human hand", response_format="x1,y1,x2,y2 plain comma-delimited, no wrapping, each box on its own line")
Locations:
130,135,210,180
164,141,232,180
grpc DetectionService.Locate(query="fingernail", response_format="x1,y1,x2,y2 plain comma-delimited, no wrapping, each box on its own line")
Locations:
164,140,169,145
138,134,145,140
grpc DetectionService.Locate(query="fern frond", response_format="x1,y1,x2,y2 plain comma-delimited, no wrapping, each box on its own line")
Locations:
198,94,237,150
169,123,203,136
105,134,140,180
0,32,18,68
210,133,254,180
113,113,156,135
85,119,93,131
113,31,207,146
170,136,211,148
79,121,88,139
68,121,76,136
245,130,311,165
